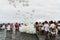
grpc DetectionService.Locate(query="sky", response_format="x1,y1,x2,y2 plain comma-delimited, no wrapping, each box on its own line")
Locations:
0,0,60,23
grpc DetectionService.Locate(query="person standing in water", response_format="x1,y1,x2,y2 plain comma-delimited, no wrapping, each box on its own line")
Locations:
7,23,11,32
10,23,14,32
49,21,57,40
15,23,19,33
1,23,5,30
44,21,49,40
34,22,40,40
51,22,57,40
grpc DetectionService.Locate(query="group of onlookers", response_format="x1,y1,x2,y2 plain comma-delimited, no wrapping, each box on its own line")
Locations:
34,21,60,40
0,23,20,32
0,21,60,40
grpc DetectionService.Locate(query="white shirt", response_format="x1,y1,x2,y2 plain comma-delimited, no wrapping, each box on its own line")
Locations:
49,24,55,32
1,25,5,29
44,24,49,31
50,24,55,28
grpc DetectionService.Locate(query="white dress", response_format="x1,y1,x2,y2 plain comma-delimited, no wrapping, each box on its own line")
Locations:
7,25,10,30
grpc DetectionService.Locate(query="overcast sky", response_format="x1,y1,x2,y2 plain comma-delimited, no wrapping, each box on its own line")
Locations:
0,0,60,23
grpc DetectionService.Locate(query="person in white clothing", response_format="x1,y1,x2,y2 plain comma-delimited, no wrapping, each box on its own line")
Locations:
49,21,55,33
44,21,49,39
7,23,11,32
49,21,57,40
49,21,55,39
1,24,5,30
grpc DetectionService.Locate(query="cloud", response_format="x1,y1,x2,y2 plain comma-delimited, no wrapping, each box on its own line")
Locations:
0,0,60,23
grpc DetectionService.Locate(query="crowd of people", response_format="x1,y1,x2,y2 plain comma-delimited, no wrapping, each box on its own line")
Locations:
34,21,60,40
0,23,20,32
0,21,60,40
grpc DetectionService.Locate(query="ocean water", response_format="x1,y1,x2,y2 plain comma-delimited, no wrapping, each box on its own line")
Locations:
0,29,60,40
